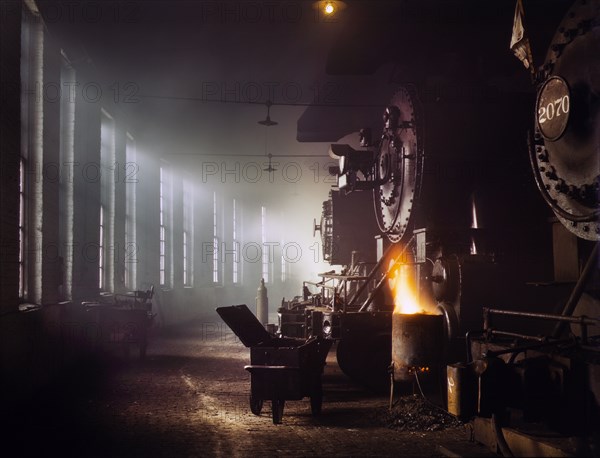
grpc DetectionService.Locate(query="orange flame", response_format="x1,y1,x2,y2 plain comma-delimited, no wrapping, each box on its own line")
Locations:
389,259,439,315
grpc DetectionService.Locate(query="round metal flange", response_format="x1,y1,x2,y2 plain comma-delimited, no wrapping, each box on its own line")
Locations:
373,86,423,243
531,0,600,240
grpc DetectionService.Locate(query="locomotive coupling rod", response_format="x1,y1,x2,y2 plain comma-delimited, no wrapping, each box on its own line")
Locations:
553,242,598,338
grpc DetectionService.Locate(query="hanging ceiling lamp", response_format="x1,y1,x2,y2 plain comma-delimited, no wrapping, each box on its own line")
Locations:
263,153,278,174
258,100,278,126
313,1,347,17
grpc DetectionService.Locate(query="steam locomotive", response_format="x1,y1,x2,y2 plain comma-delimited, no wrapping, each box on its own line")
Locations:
282,0,599,453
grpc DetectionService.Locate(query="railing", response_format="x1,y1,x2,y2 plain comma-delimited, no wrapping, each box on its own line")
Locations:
483,307,599,345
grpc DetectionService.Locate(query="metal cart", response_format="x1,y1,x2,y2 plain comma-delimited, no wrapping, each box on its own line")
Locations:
217,304,332,424
82,286,156,359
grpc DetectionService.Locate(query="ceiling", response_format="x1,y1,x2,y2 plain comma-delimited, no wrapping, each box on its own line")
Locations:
39,0,346,162
36,0,572,165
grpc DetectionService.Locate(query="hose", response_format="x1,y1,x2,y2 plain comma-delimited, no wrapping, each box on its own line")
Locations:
492,413,514,457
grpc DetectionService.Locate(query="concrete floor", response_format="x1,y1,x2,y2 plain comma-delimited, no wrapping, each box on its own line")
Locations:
6,316,494,457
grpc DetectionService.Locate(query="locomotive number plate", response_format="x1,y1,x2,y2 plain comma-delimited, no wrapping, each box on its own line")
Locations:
536,76,570,142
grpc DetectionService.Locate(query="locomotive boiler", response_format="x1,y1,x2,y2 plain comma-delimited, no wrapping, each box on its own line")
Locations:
285,0,599,453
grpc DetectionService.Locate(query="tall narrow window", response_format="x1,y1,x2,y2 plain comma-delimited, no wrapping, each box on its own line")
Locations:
124,133,137,290
59,55,75,300
232,199,239,284
159,164,173,288
20,3,44,303
18,159,26,299
261,206,269,283
159,167,166,286
183,180,193,287
183,231,188,286
281,238,287,282
100,110,115,292
99,205,104,289
213,191,219,283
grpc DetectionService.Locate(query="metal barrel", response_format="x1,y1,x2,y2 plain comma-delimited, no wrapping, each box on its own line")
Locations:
392,313,443,382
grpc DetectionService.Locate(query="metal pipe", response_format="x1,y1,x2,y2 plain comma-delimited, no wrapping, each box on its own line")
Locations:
485,337,575,358
319,285,336,292
483,308,490,331
491,413,514,458
389,364,395,411
489,330,547,342
553,242,599,338
484,307,598,325
358,269,391,312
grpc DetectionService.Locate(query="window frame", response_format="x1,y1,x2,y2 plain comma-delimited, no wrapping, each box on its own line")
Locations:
124,133,137,290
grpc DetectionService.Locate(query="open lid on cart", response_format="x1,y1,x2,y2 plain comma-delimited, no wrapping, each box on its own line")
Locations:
216,304,272,347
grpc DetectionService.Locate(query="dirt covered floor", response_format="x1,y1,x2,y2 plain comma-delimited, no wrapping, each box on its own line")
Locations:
7,317,495,457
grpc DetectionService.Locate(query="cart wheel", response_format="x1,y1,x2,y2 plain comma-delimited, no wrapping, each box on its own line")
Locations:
272,399,285,424
250,395,263,416
310,386,323,416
